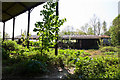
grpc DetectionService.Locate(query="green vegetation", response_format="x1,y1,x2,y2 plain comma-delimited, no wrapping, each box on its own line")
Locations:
33,1,66,55
2,40,22,51
2,40,120,79
2,1,120,80
109,14,120,46
102,21,107,35
2,40,91,77
100,46,119,52
74,56,120,79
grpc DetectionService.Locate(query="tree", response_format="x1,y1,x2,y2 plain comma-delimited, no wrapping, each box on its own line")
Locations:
0,32,1,38
102,21,107,34
90,14,102,35
81,23,89,34
24,30,27,36
33,1,66,55
90,14,98,35
76,29,86,35
110,14,120,46
59,26,75,35
97,20,101,35
65,26,74,35
104,30,110,36
87,27,94,35
5,32,10,38
0,32,2,43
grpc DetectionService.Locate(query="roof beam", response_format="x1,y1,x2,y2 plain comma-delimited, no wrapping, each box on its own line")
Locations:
2,2,45,22
3,2,17,12
17,2,28,10
3,11,13,17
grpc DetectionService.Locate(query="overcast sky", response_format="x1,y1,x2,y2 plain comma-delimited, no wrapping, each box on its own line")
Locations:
0,0,119,37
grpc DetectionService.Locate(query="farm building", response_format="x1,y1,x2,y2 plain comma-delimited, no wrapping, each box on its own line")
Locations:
58,35,110,49
12,34,110,49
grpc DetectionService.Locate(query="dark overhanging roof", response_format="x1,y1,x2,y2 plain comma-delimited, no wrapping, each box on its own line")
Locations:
2,2,45,22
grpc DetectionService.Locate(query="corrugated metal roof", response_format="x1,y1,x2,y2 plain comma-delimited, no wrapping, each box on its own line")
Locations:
15,35,110,40
61,35,110,39
15,35,39,39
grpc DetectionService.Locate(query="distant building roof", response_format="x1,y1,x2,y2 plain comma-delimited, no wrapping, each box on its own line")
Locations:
15,35,110,40
61,35,110,40
100,35,110,38
15,35,39,39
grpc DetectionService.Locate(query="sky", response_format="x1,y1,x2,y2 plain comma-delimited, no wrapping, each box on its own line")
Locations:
0,0,119,38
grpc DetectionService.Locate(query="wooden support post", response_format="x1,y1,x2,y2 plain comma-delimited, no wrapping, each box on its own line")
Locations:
3,22,5,41
12,17,15,41
27,10,30,48
55,2,59,55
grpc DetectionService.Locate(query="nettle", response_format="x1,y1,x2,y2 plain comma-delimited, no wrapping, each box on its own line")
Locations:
33,1,66,55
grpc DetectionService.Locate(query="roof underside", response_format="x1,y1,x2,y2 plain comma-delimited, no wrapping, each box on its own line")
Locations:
2,2,45,22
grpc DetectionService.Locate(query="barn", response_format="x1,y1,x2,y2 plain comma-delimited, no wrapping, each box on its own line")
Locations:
58,35,110,49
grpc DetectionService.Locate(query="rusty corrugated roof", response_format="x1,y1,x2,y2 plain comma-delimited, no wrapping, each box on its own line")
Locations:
15,34,39,39
15,35,110,40
61,35,110,39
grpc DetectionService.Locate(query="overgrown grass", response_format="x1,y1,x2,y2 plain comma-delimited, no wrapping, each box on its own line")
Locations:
2,40,120,79
66,55,120,80
100,46,119,52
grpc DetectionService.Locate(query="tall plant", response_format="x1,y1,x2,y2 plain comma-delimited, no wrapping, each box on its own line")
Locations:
33,1,66,55
110,14,120,46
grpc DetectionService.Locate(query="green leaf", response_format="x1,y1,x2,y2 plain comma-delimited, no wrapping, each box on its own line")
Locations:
37,32,40,36
33,28,38,32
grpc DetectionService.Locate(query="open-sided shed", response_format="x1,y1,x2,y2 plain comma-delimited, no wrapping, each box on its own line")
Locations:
1,1,59,55
1,2,45,42
59,35,110,49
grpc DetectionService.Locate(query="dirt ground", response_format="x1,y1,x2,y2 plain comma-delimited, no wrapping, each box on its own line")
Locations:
84,50,103,58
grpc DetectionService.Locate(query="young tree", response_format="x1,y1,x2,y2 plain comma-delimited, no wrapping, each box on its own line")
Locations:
102,21,107,34
0,32,1,38
87,27,94,35
33,1,66,55
90,14,98,35
24,30,27,36
60,26,75,35
5,32,10,38
81,23,89,34
0,32,2,43
110,14,120,46
97,20,101,35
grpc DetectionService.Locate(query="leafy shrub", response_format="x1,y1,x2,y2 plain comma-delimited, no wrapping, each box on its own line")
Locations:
110,14,120,46
104,52,117,55
100,46,119,52
83,52,91,56
2,40,22,51
31,41,40,47
2,48,9,59
3,60,49,77
10,60,48,76
74,56,119,79
2,40,24,60
47,49,91,67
